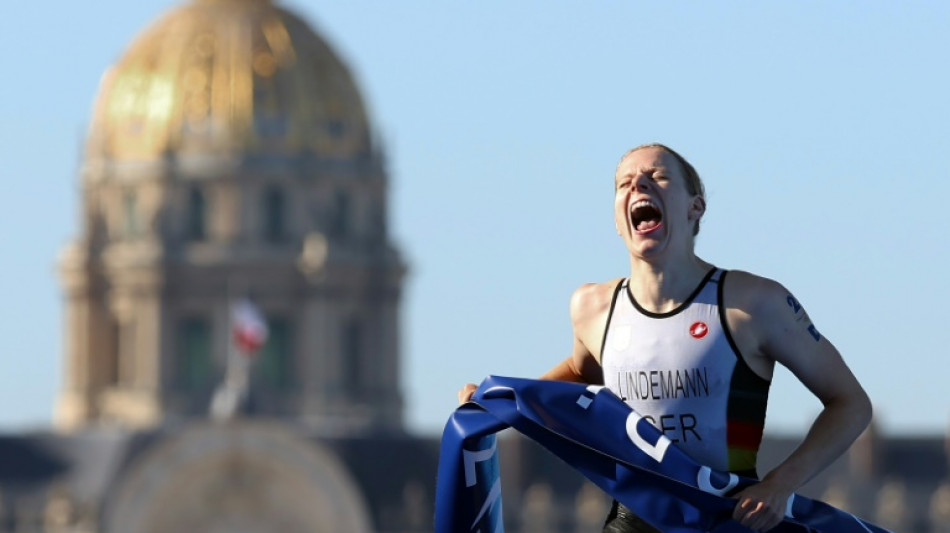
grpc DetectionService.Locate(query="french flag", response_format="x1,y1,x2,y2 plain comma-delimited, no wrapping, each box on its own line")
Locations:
231,298,268,355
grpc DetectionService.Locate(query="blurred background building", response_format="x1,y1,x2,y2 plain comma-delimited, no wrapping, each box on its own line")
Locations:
0,0,946,531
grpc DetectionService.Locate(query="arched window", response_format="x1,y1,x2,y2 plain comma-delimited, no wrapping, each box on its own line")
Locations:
176,317,213,392
263,186,286,242
186,187,207,241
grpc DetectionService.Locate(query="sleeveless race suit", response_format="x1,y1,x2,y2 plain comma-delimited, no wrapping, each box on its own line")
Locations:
600,268,771,533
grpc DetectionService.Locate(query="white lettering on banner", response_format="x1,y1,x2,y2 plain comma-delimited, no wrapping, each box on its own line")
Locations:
577,385,605,409
470,477,502,531
696,466,738,496
463,441,497,487
463,439,503,532
586,385,605,395
625,412,672,462
473,505,504,533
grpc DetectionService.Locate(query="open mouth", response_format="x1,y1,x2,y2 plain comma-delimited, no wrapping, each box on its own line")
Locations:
630,199,663,234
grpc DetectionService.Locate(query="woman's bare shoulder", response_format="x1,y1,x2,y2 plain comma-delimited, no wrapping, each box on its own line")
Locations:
570,278,624,324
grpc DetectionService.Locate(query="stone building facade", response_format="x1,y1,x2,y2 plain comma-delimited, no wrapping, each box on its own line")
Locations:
56,0,403,435
3,1,432,531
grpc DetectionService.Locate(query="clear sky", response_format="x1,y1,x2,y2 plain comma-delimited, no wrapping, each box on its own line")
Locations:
2,1,948,437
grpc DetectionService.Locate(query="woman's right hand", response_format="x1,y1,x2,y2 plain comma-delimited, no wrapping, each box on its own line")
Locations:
458,383,478,404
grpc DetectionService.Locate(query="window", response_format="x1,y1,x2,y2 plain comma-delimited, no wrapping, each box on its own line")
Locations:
177,318,213,392
119,320,138,386
104,321,119,386
327,118,345,139
371,205,386,243
253,77,288,139
258,318,293,389
123,191,140,238
263,186,286,242
331,190,350,238
341,318,362,395
186,187,207,241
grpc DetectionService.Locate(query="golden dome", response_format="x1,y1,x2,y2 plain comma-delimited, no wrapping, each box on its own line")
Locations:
85,0,371,163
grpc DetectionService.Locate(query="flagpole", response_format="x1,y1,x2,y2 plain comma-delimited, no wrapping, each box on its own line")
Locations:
211,278,266,421
211,276,242,421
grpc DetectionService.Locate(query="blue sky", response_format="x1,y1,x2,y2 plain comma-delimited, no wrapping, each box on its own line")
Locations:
2,1,948,437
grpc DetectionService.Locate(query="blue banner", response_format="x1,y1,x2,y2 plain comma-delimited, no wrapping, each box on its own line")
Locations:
435,376,890,533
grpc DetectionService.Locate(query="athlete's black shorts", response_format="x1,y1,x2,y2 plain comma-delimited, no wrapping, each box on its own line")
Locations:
602,501,661,533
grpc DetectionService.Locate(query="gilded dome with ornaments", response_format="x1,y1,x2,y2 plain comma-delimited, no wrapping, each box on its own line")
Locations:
85,0,371,163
